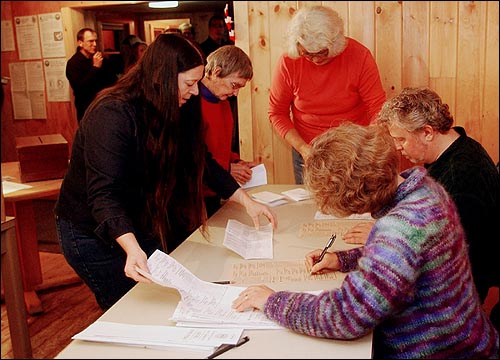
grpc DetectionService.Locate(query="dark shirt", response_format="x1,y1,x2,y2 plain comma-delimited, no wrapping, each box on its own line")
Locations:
65,49,117,122
425,126,500,300
199,36,234,59
55,97,239,252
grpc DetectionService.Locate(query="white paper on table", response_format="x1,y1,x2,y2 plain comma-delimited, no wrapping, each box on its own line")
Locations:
72,321,244,352
136,250,280,329
135,250,233,307
2,180,32,195
281,188,311,201
251,191,288,207
314,211,374,221
239,163,267,189
223,219,273,259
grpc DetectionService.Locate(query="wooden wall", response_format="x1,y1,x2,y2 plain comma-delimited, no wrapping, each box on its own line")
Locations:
2,1,499,185
235,1,499,183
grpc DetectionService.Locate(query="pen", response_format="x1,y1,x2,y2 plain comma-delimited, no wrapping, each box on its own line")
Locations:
212,280,231,285
206,336,250,359
313,233,336,265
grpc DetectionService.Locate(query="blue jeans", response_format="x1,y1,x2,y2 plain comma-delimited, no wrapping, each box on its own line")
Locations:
55,216,159,311
292,148,305,184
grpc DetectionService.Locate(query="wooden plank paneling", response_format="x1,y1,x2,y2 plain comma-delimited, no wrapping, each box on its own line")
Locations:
267,1,296,184
348,1,375,54
375,1,402,100
247,2,275,182
455,1,485,138
482,1,499,164
402,2,430,87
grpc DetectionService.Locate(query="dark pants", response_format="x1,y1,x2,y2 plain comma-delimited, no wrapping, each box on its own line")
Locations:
55,216,159,311
292,148,305,184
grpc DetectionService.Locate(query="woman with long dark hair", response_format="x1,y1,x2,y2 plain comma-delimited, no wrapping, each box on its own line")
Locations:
55,34,276,311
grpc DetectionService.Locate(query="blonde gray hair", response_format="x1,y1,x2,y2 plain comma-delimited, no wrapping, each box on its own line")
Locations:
304,122,400,217
205,45,253,79
286,6,347,59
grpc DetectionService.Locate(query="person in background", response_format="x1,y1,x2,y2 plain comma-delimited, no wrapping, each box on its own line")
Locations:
66,28,117,123
199,14,234,59
179,22,195,40
200,45,258,216
269,6,386,184
164,26,181,34
55,34,277,311
233,122,499,359
124,38,148,73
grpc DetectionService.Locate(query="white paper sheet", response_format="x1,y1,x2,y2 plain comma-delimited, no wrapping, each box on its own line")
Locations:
239,163,267,189
251,191,288,207
223,219,273,259
137,250,281,329
281,188,311,201
72,321,244,353
2,180,33,195
314,211,374,220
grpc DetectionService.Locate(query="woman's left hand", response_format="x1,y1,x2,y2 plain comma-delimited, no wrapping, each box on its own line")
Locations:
232,285,275,312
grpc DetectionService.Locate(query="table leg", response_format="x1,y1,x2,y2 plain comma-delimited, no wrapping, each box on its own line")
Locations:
2,218,33,358
8,199,44,314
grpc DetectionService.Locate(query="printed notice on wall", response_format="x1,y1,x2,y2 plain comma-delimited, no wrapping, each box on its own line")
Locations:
43,58,70,102
9,61,47,119
38,12,65,58
14,15,42,60
1,20,16,52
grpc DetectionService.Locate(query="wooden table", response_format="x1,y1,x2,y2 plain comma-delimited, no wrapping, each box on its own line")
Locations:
2,161,79,314
55,184,372,359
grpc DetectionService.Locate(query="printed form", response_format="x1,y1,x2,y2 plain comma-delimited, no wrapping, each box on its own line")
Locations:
137,250,281,329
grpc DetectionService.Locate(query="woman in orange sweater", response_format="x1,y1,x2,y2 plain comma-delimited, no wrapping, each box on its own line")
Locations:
269,6,386,183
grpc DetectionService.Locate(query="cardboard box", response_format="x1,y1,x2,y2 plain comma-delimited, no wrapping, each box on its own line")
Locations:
15,134,69,183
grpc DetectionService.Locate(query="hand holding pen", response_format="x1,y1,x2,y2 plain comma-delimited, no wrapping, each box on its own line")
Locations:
314,233,336,265
308,233,337,274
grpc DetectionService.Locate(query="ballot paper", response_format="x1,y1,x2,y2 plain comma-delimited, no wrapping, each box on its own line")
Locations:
72,321,244,353
239,163,267,189
314,211,374,221
251,191,288,207
281,188,311,201
137,250,281,329
1,180,32,195
223,219,273,259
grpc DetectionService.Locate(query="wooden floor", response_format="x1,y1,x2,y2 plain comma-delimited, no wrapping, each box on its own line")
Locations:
1,252,103,359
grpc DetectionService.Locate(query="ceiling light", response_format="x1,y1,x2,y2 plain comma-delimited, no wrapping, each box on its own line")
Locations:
148,1,178,9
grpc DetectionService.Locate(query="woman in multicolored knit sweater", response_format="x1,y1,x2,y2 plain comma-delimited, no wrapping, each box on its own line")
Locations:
233,123,499,358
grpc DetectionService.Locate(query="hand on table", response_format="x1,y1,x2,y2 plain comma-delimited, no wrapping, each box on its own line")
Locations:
232,285,275,312
342,221,374,244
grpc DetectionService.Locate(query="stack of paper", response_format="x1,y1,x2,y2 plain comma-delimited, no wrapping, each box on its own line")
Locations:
251,190,287,207
136,250,281,330
314,211,374,220
72,321,244,354
281,188,311,201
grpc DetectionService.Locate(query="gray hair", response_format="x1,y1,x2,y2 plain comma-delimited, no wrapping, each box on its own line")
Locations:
376,87,454,133
286,6,347,59
205,45,253,79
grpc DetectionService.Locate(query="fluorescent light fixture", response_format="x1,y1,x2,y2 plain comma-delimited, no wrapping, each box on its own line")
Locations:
148,1,178,8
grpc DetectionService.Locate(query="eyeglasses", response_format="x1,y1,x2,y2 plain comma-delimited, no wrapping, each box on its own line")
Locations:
299,47,329,60
229,80,246,90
